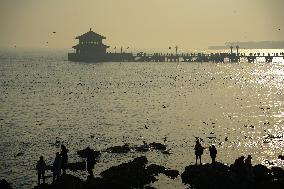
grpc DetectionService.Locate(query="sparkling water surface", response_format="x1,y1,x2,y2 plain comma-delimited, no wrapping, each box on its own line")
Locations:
0,49,284,188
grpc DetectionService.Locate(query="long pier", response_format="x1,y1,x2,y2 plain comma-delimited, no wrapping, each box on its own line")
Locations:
103,52,284,63
68,29,284,63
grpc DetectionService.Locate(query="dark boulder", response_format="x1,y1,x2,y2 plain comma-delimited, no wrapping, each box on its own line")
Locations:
146,164,179,179
100,156,156,188
67,162,86,171
106,144,131,153
77,147,101,159
181,162,238,189
146,164,166,175
278,155,284,160
34,174,85,189
0,179,13,189
163,169,179,179
134,144,150,152
149,142,167,151
253,164,272,182
271,166,284,179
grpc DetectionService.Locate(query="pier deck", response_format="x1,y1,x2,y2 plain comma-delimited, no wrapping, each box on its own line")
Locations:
68,52,284,63
110,52,284,63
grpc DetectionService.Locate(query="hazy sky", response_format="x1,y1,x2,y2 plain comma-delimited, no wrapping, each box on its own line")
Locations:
0,0,283,50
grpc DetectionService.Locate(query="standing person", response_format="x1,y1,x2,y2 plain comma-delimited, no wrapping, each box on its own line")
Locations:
86,147,95,178
245,155,254,182
194,139,204,165
209,145,217,163
36,156,46,185
60,144,69,175
52,152,61,182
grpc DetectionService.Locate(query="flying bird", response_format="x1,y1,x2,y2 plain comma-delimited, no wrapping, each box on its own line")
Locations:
53,31,56,34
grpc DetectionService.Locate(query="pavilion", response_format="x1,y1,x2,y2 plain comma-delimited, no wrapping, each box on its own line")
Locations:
68,28,110,62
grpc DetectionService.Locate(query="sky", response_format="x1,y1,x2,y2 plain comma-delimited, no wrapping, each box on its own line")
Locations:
0,0,283,50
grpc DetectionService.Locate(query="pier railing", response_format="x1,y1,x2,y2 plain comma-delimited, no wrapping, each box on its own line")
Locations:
68,52,284,63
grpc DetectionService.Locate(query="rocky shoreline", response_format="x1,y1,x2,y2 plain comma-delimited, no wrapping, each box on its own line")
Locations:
1,143,284,189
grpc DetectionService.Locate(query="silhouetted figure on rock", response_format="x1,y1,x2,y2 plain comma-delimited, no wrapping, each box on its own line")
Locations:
86,147,95,178
231,155,246,180
60,144,69,175
194,139,203,165
209,145,217,163
245,155,254,182
36,156,46,185
52,152,61,182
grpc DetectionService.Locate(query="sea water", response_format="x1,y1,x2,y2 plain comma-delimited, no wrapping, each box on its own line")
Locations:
0,49,284,188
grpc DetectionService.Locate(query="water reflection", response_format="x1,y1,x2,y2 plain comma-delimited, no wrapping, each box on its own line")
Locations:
0,50,284,188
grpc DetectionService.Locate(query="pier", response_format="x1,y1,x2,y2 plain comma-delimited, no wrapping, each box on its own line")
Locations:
70,50,284,63
93,51,284,63
68,29,284,63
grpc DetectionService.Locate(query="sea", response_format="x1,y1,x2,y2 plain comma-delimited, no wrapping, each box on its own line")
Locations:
0,48,284,188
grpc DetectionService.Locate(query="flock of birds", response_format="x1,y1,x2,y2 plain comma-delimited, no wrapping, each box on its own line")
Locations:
13,32,57,48
12,27,282,48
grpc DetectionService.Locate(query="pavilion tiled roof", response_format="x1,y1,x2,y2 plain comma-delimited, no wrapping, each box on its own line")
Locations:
75,28,106,40
72,43,110,49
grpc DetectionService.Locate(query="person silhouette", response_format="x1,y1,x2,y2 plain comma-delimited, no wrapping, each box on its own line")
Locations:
231,156,246,180
209,145,217,163
194,139,204,165
245,155,254,182
60,144,69,175
86,147,95,178
36,156,46,185
52,152,61,182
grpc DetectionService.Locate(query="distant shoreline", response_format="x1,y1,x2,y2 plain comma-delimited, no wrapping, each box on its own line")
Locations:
209,41,284,50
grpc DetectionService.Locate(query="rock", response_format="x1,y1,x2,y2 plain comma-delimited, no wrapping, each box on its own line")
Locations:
146,164,179,179
103,142,169,154
134,144,150,152
77,147,101,159
100,156,156,188
0,179,13,189
278,155,284,160
149,142,166,151
253,164,272,182
181,162,239,189
146,164,166,175
271,167,284,179
106,144,131,153
14,152,24,157
182,156,284,189
163,169,179,179
162,150,171,155
34,174,85,189
67,162,86,171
